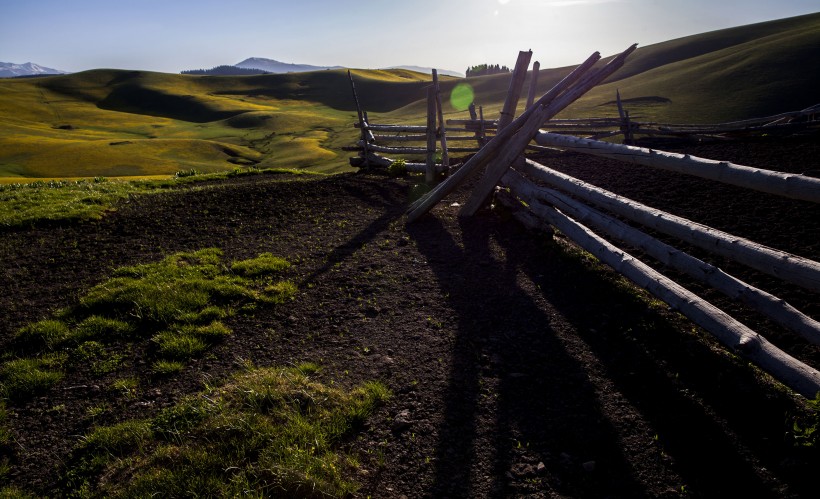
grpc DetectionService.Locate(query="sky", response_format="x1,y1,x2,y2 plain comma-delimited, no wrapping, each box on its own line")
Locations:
1,0,818,74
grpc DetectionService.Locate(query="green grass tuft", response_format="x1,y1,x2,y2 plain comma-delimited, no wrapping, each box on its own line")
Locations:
65,365,390,497
151,360,185,376
151,331,209,360
16,320,70,351
3,249,296,399
231,252,291,277
0,354,66,399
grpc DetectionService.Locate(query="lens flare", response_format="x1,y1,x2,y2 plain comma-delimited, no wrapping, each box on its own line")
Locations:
450,83,474,111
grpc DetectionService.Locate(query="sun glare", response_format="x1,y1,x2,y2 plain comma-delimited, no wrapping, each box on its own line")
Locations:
450,83,475,111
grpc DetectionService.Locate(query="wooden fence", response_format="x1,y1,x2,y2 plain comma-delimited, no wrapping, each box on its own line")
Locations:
347,47,820,398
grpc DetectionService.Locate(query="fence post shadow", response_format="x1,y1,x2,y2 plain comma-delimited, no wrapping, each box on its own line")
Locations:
405,213,650,497
490,224,801,496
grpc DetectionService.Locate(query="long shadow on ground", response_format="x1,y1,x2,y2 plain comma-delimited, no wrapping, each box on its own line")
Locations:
490,215,820,498
407,214,650,498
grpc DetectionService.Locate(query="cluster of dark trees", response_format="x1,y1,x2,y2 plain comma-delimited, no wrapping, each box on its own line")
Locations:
465,64,511,77
180,65,268,76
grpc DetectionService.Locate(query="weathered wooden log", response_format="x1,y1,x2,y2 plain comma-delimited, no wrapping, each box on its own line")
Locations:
356,141,428,155
432,70,449,169
468,104,482,148
461,50,532,212
348,70,369,166
517,157,820,293
479,106,487,147
526,61,541,109
360,152,447,173
405,50,605,223
640,103,820,131
446,118,499,128
355,123,428,133
495,188,553,234
426,87,438,184
371,134,482,144
373,134,427,142
459,44,638,217
503,187,820,398
503,169,820,344
534,132,820,204
498,50,533,131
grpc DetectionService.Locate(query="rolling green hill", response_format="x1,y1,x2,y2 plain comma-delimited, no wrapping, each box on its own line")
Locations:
1,12,818,181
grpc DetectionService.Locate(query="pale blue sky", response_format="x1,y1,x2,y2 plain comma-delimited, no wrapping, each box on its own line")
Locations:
1,0,817,74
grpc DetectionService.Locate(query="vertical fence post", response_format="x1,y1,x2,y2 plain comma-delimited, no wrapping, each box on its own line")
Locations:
479,106,486,147
616,89,631,144
426,87,438,184
348,70,369,166
526,61,541,109
469,103,482,148
432,69,450,172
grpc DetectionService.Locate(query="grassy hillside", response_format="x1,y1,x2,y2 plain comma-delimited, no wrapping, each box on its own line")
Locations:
379,12,820,124
1,12,818,181
571,12,820,122
0,68,436,181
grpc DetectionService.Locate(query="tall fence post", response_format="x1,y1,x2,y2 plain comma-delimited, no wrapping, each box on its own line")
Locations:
426,87,438,184
348,70,369,166
497,50,533,131
432,69,450,172
479,106,487,147
616,89,633,144
469,103,483,148
526,61,541,109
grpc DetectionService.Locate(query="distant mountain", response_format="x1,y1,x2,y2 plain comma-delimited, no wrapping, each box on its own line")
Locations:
181,65,268,76
236,57,342,74
0,61,67,78
386,65,464,78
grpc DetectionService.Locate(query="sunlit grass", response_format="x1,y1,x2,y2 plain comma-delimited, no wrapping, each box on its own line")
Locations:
65,364,391,497
0,167,324,228
0,248,296,399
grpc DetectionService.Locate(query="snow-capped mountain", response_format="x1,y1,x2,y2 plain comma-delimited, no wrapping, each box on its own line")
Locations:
0,62,67,78
235,57,342,74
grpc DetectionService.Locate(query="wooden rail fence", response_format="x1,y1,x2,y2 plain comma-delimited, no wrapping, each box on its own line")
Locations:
346,48,820,398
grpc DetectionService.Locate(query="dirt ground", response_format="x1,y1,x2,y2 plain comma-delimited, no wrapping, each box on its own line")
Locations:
1,135,819,497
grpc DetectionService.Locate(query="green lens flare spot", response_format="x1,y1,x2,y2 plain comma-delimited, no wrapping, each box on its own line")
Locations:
450,83,474,111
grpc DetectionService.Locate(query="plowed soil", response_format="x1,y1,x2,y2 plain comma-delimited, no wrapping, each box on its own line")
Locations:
1,135,819,498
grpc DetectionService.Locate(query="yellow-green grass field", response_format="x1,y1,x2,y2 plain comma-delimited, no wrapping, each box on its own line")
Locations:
0,68,437,182
1,12,818,182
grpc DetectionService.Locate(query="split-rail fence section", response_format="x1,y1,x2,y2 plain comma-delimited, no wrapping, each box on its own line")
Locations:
344,47,820,399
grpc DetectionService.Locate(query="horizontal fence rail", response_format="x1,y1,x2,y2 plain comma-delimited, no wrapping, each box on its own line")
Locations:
345,49,819,398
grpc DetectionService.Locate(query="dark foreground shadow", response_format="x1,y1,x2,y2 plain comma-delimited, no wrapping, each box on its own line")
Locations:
408,214,648,498
407,207,814,497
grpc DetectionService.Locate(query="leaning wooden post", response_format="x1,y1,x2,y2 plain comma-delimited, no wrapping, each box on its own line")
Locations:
616,89,630,144
406,49,607,223
497,50,533,131
458,44,637,217
425,86,438,184
348,70,369,166
526,61,541,109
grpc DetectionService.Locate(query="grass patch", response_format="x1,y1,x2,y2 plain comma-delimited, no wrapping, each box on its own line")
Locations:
64,365,390,497
151,360,185,376
0,168,323,228
1,249,295,399
231,252,291,277
0,355,66,400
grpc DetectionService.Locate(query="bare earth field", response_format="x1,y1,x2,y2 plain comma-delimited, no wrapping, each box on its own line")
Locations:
1,136,819,497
